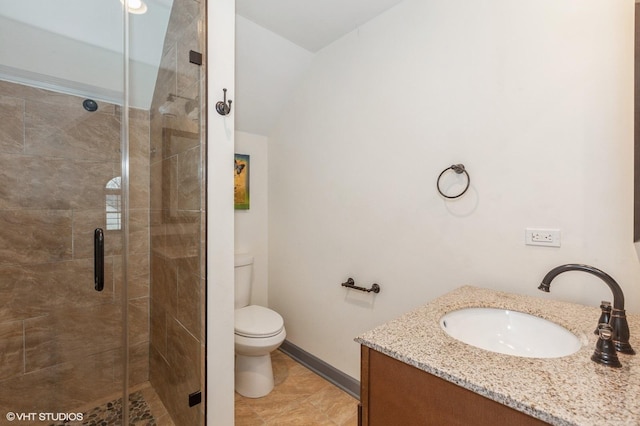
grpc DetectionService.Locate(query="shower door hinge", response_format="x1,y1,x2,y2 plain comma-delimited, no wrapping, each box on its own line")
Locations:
189,390,202,407
189,50,203,66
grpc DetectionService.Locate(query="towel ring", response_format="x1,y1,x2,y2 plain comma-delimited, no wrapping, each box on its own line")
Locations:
437,164,470,199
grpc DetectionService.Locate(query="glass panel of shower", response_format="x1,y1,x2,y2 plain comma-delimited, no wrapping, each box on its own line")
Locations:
148,0,206,424
0,0,205,424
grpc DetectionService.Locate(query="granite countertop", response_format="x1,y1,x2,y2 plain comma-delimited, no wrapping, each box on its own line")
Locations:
355,286,640,426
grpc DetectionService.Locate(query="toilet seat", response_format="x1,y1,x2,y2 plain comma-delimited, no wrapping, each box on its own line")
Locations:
235,305,284,338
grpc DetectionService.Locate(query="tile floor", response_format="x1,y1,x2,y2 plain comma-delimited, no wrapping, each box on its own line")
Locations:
235,350,360,426
137,384,175,426
64,350,358,426
46,382,174,426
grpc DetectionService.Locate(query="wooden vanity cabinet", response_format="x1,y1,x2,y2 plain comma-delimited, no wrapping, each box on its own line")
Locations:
359,346,549,426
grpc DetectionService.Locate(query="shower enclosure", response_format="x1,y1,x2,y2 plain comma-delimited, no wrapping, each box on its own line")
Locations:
0,0,206,424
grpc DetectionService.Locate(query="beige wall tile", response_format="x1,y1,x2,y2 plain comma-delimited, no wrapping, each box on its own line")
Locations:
177,257,200,338
0,362,75,413
60,349,122,408
150,297,168,358
163,128,199,159
0,80,116,113
177,146,201,211
162,112,199,134
176,24,201,98
0,95,25,154
0,258,115,323
0,320,24,381
128,341,150,386
129,297,150,346
167,318,199,376
162,319,201,425
25,100,120,162
129,209,150,255
127,253,150,299
130,111,150,211
130,155,151,211
162,155,178,216
151,162,164,212
151,254,178,317
73,209,123,259
0,154,117,210
24,302,122,372
0,210,72,265
154,44,177,109
165,0,199,49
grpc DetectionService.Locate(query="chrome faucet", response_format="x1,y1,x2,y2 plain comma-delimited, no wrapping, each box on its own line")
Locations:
539,264,635,355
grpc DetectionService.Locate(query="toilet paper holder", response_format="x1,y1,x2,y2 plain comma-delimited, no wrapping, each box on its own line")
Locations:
341,278,381,294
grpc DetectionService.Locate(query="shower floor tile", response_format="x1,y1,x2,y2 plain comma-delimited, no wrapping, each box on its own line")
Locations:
48,383,173,426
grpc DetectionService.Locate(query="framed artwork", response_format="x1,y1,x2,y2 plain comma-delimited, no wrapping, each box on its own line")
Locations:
234,153,250,209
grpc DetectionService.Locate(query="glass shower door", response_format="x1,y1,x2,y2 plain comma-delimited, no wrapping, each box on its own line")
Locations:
0,1,129,422
0,80,128,420
0,0,205,423
148,0,206,424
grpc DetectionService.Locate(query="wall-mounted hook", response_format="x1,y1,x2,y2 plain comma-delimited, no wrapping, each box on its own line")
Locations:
216,88,232,116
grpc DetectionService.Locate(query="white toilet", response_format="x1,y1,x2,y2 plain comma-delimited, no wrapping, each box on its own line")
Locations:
234,254,286,398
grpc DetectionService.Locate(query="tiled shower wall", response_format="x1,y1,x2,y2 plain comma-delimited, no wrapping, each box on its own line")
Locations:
149,0,205,424
0,79,151,412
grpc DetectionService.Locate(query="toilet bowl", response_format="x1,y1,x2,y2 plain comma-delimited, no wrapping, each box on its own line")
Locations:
234,254,286,398
234,305,286,398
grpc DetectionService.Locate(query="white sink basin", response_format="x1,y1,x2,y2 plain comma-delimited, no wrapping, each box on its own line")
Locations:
440,307,582,358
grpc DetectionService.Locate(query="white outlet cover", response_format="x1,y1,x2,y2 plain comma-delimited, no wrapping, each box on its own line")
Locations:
525,228,561,247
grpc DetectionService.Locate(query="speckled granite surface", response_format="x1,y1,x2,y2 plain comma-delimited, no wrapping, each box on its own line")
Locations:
355,286,640,426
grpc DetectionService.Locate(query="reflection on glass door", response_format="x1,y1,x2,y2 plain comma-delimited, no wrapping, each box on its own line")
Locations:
0,1,130,421
148,0,206,424
0,82,127,420
0,0,205,423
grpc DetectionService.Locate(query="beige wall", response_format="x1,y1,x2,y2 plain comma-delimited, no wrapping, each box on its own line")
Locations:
234,131,269,307
268,0,638,381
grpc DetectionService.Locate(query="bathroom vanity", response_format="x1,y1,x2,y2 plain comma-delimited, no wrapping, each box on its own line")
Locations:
356,286,640,425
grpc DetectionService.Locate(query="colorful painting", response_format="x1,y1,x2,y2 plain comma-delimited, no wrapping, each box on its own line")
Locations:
234,153,250,209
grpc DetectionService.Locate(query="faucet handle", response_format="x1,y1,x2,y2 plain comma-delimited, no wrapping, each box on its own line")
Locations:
611,308,636,355
591,323,622,368
594,301,612,335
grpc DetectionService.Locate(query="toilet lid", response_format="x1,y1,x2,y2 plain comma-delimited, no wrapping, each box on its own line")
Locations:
235,305,284,338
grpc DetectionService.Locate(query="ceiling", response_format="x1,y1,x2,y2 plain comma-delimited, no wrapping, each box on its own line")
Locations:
234,0,405,135
236,0,405,53
0,0,405,134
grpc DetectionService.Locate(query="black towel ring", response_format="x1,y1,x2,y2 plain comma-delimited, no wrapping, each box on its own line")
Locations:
437,164,470,199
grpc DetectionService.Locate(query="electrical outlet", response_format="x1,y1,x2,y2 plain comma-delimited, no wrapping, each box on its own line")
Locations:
531,232,553,243
525,228,561,247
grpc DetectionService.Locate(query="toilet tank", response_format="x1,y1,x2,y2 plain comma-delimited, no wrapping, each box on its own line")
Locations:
234,254,254,309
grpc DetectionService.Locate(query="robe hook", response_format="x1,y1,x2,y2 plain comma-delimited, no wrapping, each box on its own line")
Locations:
216,88,232,116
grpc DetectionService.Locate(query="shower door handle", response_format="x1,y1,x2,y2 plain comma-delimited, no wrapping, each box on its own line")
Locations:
94,228,104,291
